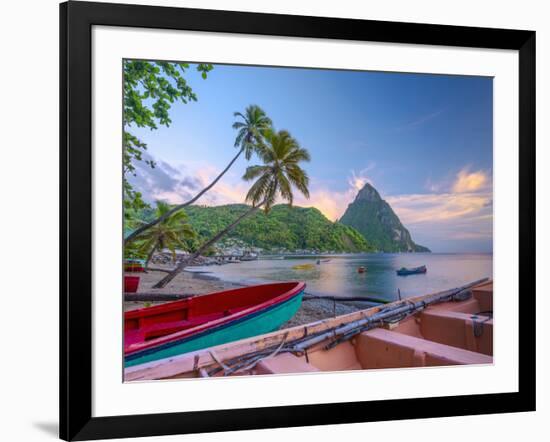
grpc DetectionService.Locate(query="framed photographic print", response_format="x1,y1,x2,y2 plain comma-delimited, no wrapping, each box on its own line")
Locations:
60,1,536,440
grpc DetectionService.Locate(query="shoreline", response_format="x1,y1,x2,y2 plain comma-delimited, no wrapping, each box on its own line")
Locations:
124,266,365,328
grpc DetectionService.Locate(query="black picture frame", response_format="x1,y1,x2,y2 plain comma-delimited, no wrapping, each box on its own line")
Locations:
60,1,536,440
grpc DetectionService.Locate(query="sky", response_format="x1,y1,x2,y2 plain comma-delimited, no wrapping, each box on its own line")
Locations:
127,62,493,253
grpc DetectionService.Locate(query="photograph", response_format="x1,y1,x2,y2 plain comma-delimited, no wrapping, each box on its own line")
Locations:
0,0,541,440
122,60,494,381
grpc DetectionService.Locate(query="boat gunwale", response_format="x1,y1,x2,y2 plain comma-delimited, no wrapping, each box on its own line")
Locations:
125,281,306,356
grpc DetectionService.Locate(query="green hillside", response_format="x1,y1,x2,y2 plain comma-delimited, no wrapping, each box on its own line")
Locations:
182,204,374,253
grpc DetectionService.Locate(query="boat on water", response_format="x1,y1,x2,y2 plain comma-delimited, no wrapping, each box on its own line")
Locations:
396,265,427,276
124,281,305,367
292,263,316,270
357,266,366,273
125,278,492,381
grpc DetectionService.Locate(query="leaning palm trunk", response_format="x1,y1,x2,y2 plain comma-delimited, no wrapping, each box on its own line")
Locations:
144,246,156,270
125,148,243,245
152,201,265,289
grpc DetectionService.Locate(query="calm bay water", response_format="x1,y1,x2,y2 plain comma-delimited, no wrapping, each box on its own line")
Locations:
198,253,493,302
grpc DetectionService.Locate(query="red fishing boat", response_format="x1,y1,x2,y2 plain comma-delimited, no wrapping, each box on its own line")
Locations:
124,281,305,367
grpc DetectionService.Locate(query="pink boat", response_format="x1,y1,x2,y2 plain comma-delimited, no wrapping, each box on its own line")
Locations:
125,279,493,381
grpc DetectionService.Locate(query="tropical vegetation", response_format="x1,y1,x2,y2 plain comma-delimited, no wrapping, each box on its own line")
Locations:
132,201,196,268
183,204,373,253
124,104,272,244
152,128,312,288
123,60,213,219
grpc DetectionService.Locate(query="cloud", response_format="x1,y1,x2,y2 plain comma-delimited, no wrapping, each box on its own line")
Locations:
424,176,444,193
386,192,492,225
348,165,375,192
180,176,200,191
294,188,351,221
294,166,376,221
386,167,493,250
127,152,207,204
452,168,490,193
396,109,444,132
159,161,181,177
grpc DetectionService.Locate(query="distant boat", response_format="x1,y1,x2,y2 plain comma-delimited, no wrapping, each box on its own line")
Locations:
124,282,305,367
357,266,366,273
124,259,145,273
292,263,316,270
396,265,427,276
240,252,258,261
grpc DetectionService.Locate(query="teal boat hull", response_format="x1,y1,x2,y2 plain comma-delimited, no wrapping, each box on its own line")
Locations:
125,290,303,368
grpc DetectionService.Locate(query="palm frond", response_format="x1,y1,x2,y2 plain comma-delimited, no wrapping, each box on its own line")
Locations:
285,147,311,164
233,105,272,160
245,173,272,206
242,128,311,211
243,165,270,181
277,172,293,205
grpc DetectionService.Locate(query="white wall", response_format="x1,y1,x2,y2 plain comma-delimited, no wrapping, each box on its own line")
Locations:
0,0,547,441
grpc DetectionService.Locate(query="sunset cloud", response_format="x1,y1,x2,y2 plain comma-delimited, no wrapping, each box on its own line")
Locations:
386,167,493,249
386,192,492,225
452,168,490,193
348,166,375,192
294,189,348,221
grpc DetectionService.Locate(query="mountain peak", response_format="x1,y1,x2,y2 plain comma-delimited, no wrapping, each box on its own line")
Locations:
340,183,430,253
355,182,382,202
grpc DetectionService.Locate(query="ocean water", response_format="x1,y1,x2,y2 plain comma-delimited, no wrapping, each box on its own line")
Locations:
197,253,493,302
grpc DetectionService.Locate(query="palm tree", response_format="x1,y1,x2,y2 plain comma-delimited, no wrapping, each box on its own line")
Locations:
153,129,310,288
124,105,272,244
232,105,272,159
134,201,196,269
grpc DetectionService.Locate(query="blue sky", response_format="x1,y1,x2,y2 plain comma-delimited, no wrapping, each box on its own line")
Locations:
127,62,493,253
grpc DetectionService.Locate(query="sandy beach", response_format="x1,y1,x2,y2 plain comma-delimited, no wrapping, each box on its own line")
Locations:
124,266,364,328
